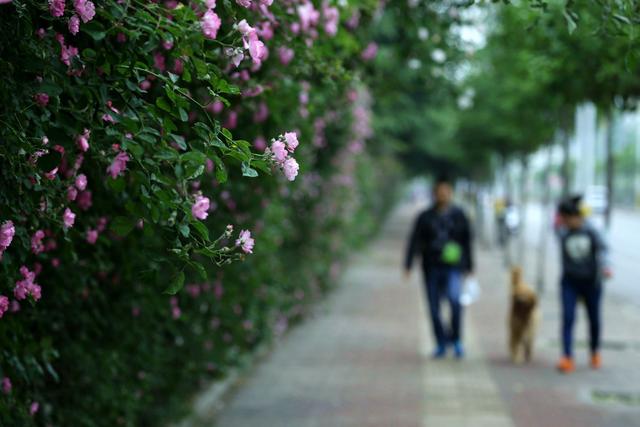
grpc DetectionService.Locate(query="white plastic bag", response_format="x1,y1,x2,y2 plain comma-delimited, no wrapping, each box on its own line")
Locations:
460,276,480,306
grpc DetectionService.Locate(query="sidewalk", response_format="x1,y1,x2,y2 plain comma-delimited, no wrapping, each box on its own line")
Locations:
196,203,640,427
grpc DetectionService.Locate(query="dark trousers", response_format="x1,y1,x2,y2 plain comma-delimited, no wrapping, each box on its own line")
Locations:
425,267,463,347
560,276,602,357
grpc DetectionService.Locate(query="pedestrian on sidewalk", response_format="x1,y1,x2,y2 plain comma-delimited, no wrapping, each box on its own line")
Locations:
555,195,612,374
404,176,474,359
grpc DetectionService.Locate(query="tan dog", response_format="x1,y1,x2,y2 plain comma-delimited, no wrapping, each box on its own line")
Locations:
508,267,539,364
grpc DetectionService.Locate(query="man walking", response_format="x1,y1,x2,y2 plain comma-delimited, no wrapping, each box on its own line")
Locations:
404,176,474,358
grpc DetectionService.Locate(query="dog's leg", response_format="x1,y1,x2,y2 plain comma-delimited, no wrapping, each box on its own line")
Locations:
523,336,533,362
509,326,522,364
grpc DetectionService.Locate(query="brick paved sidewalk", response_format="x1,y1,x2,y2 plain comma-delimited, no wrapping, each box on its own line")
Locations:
185,202,640,427
210,204,513,427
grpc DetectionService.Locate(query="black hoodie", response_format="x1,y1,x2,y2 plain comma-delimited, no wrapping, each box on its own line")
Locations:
405,205,473,273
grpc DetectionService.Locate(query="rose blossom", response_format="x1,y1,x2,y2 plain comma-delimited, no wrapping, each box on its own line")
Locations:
323,5,340,36
278,47,294,65
67,186,78,201
283,157,299,181
73,0,95,23
361,42,378,61
49,0,65,17
1,377,10,394
34,93,49,107
284,132,299,152
270,140,287,163
75,173,87,190
86,229,98,244
31,230,45,254
107,151,130,179
76,128,90,152
235,229,255,254
14,266,41,302
0,221,15,257
30,401,39,416
62,208,76,229
0,296,9,319
192,195,210,220
69,15,80,35
201,9,221,40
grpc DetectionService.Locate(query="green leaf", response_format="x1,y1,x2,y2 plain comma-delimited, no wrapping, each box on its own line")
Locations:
178,107,188,122
191,262,207,281
170,134,187,150
181,150,207,164
111,216,135,237
563,11,577,34
82,22,106,41
185,164,204,180
241,162,258,177
192,221,209,240
156,97,172,113
163,116,178,133
123,141,144,157
213,156,227,183
221,128,233,141
178,223,190,238
164,271,185,295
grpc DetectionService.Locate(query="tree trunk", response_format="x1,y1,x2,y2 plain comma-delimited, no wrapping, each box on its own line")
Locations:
517,156,529,267
605,109,615,229
561,127,571,197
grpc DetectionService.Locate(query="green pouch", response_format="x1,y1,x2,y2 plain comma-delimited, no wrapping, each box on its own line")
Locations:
441,241,462,265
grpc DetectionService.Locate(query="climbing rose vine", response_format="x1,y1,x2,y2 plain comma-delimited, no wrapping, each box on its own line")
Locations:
0,0,394,425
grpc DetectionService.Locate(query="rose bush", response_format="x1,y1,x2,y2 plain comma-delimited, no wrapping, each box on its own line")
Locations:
0,0,399,425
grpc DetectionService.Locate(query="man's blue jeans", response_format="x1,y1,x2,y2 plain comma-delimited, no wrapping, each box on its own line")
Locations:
425,267,463,348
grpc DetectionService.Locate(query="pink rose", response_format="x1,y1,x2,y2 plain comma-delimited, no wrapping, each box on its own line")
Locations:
282,157,299,181
284,132,299,152
63,207,76,229
270,140,287,163
1,377,11,394
86,229,98,244
0,296,9,319
75,173,87,190
235,229,255,254
68,15,80,35
191,195,210,220
49,0,65,17
31,230,45,254
278,47,294,65
34,93,49,107
107,151,130,179
201,9,221,40
0,221,15,258
76,128,90,152
73,0,95,23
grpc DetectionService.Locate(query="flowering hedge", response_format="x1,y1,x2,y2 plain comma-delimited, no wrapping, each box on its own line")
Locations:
0,0,399,425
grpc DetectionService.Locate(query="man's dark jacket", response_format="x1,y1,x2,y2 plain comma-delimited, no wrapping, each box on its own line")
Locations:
405,205,473,273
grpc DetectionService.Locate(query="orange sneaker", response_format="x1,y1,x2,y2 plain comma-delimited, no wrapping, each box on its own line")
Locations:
556,356,575,373
591,353,602,370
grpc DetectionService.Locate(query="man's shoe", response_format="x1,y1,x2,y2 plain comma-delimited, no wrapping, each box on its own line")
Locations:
432,345,446,359
453,341,465,359
556,356,575,374
590,352,602,370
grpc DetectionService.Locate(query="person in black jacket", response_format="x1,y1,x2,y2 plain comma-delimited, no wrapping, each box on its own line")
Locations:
404,176,473,358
